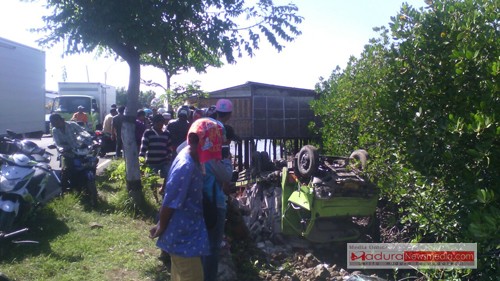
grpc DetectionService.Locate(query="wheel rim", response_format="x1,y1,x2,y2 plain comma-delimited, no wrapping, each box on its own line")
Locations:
299,152,311,171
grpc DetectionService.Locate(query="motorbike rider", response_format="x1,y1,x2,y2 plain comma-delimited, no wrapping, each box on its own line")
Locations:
49,113,92,189
72,105,88,128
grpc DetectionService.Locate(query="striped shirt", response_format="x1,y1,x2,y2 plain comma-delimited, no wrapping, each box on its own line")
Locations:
140,128,172,166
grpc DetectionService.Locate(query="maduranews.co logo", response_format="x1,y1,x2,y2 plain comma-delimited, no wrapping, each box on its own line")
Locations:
347,243,477,269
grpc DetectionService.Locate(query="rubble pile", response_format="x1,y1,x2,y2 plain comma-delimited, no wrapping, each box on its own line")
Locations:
225,181,386,281
234,180,284,248
259,252,387,281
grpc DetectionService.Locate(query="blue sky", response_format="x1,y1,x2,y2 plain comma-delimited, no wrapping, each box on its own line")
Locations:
0,0,426,93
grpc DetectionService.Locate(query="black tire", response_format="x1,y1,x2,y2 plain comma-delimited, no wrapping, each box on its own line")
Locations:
349,149,369,169
86,180,98,208
0,210,16,233
297,145,319,178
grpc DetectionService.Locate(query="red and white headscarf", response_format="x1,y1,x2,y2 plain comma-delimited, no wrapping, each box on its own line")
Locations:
187,118,224,174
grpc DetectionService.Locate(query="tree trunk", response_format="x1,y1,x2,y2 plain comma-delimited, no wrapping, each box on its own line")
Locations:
166,72,173,112
123,56,142,204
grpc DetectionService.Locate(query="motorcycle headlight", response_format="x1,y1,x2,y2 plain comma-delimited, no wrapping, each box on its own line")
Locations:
0,176,27,192
74,147,90,156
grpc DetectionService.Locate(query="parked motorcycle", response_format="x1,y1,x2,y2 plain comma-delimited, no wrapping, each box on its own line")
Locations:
94,130,114,157
53,135,100,207
0,132,62,234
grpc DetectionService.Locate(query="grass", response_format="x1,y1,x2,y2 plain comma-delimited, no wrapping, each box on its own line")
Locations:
0,160,170,281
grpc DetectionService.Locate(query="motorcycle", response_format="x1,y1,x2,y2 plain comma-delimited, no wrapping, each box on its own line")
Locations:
94,130,114,157
0,131,62,234
53,135,100,207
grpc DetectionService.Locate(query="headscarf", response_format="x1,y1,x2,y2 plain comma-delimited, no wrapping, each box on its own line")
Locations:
187,118,224,174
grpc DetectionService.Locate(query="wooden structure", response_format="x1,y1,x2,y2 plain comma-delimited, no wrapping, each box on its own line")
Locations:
193,81,319,171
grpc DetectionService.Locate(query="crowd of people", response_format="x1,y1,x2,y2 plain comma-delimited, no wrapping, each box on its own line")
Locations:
144,99,236,281
50,99,238,281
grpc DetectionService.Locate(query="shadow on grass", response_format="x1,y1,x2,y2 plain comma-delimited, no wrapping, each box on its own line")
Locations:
0,206,70,262
145,262,172,281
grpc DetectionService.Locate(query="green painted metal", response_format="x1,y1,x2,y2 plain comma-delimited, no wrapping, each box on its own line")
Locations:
280,167,378,242
281,167,302,235
287,190,312,211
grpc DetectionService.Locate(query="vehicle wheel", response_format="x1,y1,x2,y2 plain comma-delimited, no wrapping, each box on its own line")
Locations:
297,145,319,178
0,211,16,233
86,180,98,208
349,149,369,169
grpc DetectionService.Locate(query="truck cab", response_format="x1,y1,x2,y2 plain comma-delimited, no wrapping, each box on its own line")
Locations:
52,83,116,133
52,95,100,132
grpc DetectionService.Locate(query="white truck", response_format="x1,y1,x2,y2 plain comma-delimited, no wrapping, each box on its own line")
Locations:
0,37,46,138
52,82,116,132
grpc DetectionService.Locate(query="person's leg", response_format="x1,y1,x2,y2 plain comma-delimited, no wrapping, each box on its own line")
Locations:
115,137,123,158
171,254,204,281
202,208,226,281
60,155,74,190
158,163,171,194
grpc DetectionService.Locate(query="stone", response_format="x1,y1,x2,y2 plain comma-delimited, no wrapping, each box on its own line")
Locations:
313,265,330,280
329,270,340,277
339,268,348,276
303,253,320,268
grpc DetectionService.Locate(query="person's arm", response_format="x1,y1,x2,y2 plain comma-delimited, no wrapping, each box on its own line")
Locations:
111,119,116,140
140,131,149,157
149,206,175,239
207,159,233,183
83,114,88,126
51,128,70,150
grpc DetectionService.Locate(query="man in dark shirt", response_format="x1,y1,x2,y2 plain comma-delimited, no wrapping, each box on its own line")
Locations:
135,110,148,149
140,114,172,193
166,105,191,155
111,106,126,159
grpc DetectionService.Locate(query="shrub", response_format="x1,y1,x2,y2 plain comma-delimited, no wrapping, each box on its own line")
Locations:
312,0,500,279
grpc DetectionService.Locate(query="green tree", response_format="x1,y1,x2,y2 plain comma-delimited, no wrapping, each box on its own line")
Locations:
115,87,156,110
36,0,303,203
141,47,222,112
312,0,500,279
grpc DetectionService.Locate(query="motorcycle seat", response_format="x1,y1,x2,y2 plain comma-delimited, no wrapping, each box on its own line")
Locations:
31,154,50,163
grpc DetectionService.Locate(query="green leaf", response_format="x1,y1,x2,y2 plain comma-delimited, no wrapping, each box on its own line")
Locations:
457,32,465,41
466,50,473,59
467,149,481,157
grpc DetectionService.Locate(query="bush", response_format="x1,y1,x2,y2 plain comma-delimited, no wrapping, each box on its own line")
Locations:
312,0,500,279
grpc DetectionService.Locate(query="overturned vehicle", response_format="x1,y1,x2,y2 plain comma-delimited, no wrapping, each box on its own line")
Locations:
235,145,379,244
